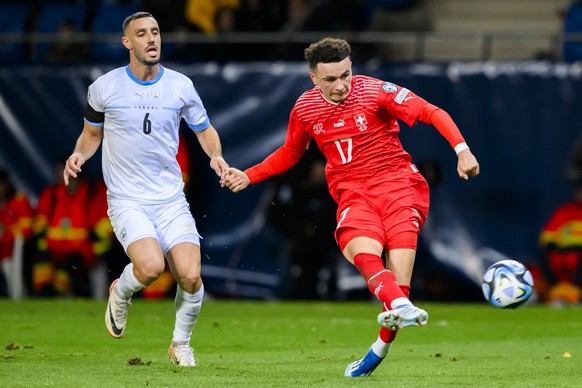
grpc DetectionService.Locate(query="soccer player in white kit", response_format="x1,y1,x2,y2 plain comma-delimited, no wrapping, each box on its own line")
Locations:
63,12,229,366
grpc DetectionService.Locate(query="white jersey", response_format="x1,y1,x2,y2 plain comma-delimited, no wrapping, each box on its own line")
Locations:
86,65,209,204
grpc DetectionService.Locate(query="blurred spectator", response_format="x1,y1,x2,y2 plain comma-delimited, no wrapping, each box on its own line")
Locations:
281,0,318,32
536,182,582,306
31,160,97,297
0,169,34,296
235,0,286,32
184,0,240,34
44,18,89,64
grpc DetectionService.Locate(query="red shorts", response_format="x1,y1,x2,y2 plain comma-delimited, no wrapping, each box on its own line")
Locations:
334,168,429,251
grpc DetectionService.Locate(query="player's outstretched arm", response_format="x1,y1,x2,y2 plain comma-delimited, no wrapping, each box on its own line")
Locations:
195,124,229,180
222,168,250,193
457,149,480,180
63,122,103,186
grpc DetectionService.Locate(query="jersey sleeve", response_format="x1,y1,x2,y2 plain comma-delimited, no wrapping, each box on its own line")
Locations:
181,79,210,132
417,103,466,149
85,81,105,126
376,82,428,127
245,108,311,184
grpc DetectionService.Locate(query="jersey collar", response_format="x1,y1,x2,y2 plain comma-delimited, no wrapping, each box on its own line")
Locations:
124,64,165,86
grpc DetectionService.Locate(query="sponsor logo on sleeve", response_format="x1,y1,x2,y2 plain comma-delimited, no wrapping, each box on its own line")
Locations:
395,88,412,104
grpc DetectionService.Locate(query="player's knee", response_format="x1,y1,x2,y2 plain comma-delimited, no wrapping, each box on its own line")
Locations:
134,260,166,285
175,271,201,292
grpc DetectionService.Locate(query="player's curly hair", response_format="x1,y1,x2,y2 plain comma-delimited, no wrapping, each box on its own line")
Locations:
304,38,351,70
122,12,154,34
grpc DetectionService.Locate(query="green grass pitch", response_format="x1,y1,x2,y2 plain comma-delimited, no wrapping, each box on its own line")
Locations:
0,299,580,387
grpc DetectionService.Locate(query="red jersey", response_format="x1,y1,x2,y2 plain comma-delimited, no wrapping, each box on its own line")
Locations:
246,75,430,201
0,192,33,260
35,182,95,266
539,201,582,283
540,201,582,248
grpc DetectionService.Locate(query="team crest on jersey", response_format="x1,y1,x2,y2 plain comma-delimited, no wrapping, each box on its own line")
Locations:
313,123,325,135
152,92,160,100
353,113,368,132
382,82,398,93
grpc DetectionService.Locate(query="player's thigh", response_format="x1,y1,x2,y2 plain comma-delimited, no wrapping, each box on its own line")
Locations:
127,237,166,277
341,236,384,263
155,199,201,255
382,175,429,249
166,242,201,283
335,198,385,257
109,205,165,275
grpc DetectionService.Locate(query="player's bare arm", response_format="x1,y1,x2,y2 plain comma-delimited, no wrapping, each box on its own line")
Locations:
457,149,480,180
63,122,103,186
194,124,229,179
222,168,250,193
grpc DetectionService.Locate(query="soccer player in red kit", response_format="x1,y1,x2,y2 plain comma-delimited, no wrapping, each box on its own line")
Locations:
222,37,480,377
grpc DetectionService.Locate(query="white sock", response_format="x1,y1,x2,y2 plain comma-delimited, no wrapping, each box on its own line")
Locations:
371,336,392,358
390,297,412,310
114,263,145,299
172,283,204,344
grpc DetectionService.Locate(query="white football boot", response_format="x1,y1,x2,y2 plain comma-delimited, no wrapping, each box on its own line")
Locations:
168,344,197,367
105,279,131,338
377,305,428,330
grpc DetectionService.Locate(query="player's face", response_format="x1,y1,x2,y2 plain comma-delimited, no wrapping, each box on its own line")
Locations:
123,17,161,66
310,57,352,103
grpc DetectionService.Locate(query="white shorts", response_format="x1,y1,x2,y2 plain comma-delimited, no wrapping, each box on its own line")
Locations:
107,197,201,255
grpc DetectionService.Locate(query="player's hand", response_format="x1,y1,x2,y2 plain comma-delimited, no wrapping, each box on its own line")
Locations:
63,153,85,186
210,155,229,181
457,149,480,180
222,168,250,192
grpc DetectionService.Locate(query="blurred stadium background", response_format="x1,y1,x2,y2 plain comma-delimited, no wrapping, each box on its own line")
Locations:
1,0,582,302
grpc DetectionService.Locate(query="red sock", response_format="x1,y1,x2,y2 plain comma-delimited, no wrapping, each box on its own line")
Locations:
380,285,411,343
353,253,406,306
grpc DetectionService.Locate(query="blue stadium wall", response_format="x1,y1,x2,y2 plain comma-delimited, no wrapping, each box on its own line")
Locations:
1,61,581,300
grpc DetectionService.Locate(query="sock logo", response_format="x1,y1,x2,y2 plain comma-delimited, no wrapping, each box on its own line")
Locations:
374,282,384,298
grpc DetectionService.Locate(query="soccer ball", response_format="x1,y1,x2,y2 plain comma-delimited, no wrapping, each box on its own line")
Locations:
481,260,534,309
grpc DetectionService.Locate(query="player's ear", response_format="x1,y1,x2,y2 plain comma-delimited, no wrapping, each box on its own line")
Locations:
308,72,317,86
121,36,131,50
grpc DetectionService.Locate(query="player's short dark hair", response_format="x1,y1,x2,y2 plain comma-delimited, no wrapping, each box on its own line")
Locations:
304,38,351,70
122,12,154,34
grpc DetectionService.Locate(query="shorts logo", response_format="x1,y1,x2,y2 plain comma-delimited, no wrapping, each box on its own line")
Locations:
120,228,127,241
336,207,351,229
382,82,397,93
354,113,368,132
